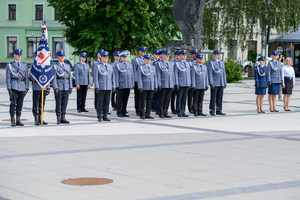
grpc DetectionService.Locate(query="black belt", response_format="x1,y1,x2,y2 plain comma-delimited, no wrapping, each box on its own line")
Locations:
284,77,293,80
12,78,25,82
57,77,69,80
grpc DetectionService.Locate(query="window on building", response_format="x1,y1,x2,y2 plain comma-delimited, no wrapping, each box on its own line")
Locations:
55,8,61,21
35,5,43,21
8,4,16,20
27,37,41,58
7,37,17,57
52,37,64,57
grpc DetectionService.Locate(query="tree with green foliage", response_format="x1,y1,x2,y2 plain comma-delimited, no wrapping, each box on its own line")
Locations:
48,0,179,57
224,58,243,83
173,0,300,50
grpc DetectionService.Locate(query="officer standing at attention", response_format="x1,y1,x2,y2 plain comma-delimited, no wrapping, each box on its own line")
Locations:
111,51,120,111
94,51,115,122
132,46,147,115
137,54,157,119
52,50,72,124
187,49,198,114
267,51,282,112
207,50,227,116
30,72,50,125
6,49,29,126
191,54,209,116
171,50,181,114
92,49,104,110
157,50,175,118
174,50,191,117
74,52,91,113
254,56,268,113
115,51,134,117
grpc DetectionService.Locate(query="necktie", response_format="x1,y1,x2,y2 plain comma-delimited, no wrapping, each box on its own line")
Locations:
105,65,107,70
17,62,19,67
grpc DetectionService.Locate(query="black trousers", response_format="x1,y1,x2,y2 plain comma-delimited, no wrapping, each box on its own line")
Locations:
152,91,159,112
97,90,111,118
139,90,154,117
188,88,194,112
171,87,177,113
134,82,139,114
94,90,98,110
9,89,25,116
209,86,224,113
32,90,46,116
193,89,205,114
111,90,116,109
77,85,88,110
158,88,172,116
117,88,130,116
176,87,189,115
55,90,69,116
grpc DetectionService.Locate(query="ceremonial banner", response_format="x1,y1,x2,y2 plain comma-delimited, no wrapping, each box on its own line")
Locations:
30,24,54,88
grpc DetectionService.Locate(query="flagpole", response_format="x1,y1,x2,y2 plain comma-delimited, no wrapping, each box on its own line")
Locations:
41,88,44,126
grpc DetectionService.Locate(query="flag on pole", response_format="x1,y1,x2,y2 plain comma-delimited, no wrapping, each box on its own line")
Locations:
30,24,54,88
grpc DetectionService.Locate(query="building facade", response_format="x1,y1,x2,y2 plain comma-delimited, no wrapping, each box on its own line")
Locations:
0,0,76,68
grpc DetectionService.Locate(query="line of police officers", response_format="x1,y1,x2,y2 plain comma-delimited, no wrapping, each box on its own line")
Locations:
6,47,227,126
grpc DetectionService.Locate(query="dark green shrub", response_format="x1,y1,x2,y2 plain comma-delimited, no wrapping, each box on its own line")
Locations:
225,58,243,83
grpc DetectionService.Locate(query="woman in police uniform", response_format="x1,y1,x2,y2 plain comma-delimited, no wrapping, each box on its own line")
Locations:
254,56,268,113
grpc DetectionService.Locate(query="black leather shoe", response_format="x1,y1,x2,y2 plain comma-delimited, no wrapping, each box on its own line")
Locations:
34,115,40,125
16,116,24,126
123,114,130,117
209,111,215,116
77,109,82,113
178,114,183,117
216,112,226,115
274,109,279,112
194,114,198,117
98,117,102,122
103,117,111,121
140,115,145,119
182,114,189,117
10,115,16,127
172,111,177,114
117,114,123,118
164,115,172,118
145,115,154,119
159,115,165,118
198,113,207,116
81,109,89,112
61,115,70,124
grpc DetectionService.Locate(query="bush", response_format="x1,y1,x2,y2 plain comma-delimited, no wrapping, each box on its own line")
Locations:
225,58,243,83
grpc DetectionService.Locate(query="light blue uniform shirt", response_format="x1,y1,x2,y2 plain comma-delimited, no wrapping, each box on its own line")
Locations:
6,61,29,91
207,59,227,87
191,63,209,89
267,60,282,84
52,62,72,90
156,60,175,89
94,63,115,90
137,64,157,90
74,62,91,85
114,61,135,89
174,60,191,87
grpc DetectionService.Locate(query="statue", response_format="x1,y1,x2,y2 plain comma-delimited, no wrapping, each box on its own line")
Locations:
172,0,206,50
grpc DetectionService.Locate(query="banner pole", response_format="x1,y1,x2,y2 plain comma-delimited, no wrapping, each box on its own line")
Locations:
41,88,44,126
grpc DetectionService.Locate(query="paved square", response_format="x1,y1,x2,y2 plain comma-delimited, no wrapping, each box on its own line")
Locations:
1,69,300,200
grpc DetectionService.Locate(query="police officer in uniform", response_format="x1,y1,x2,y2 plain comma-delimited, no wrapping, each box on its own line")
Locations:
191,54,209,116
254,56,268,113
6,49,29,126
30,72,50,125
207,50,227,116
115,51,134,117
132,46,147,115
94,51,115,122
171,50,181,114
137,54,157,119
74,52,91,113
52,50,72,124
151,50,160,65
111,51,120,111
267,51,282,112
157,50,175,118
92,49,104,110
188,49,198,114
174,50,191,117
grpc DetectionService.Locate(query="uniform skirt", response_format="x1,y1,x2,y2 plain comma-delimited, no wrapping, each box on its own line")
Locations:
268,83,280,95
282,77,293,95
255,87,266,95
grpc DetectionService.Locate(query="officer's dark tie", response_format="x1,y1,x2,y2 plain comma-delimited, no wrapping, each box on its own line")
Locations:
104,64,107,71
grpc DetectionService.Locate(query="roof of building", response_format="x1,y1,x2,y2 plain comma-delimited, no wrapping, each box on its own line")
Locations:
270,28,300,43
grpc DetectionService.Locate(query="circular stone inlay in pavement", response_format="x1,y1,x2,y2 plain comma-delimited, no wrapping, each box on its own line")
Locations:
61,178,113,186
